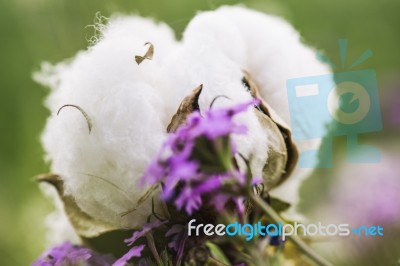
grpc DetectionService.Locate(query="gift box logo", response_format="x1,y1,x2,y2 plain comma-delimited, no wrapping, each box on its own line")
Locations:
287,39,382,168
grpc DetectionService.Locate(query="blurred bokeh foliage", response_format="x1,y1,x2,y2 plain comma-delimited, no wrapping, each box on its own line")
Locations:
0,0,398,265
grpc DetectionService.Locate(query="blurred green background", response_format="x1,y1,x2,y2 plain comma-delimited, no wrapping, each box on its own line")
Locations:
0,0,398,265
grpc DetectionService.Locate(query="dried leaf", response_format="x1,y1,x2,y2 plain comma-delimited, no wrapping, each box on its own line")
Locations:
135,42,154,65
253,109,288,188
167,84,202,133
242,71,298,188
36,173,118,238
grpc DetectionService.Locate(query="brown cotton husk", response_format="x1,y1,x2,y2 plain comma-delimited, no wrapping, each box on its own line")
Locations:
135,42,154,65
36,173,118,238
167,84,203,133
242,71,298,188
167,72,298,190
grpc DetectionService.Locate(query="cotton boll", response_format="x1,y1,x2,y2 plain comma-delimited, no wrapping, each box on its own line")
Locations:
180,6,333,214
36,16,178,231
163,40,273,185
212,6,331,211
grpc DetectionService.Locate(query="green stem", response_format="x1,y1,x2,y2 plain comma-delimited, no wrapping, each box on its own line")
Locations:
215,137,233,170
208,257,230,266
146,233,163,266
250,194,333,266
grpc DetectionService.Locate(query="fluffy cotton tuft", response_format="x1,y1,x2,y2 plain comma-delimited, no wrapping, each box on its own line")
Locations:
36,15,178,229
169,6,333,214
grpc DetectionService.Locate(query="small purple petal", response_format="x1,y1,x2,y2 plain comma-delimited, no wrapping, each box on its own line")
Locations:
193,176,223,194
175,186,202,214
32,241,113,266
124,220,165,246
112,245,145,266
252,176,262,186
141,160,165,186
169,157,198,179
211,194,230,212
235,197,246,216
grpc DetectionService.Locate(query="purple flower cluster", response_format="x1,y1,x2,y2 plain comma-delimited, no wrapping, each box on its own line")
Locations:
142,99,260,215
32,241,114,266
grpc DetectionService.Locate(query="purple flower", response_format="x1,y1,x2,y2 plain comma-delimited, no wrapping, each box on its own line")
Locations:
32,241,113,266
141,99,259,215
182,99,259,140
162,157,199,200
175,186,203,214
212,194,230,212
113,220,166,266
185,111,247,140
124,220,166,246
112,245,145,266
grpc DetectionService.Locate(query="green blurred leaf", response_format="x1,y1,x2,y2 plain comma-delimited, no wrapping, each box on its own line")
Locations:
205,241,231,265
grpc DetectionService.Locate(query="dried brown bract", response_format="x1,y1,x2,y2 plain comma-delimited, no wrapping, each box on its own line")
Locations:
135,42,154,65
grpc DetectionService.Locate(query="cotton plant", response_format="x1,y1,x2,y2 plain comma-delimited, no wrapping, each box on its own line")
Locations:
33,5,333,266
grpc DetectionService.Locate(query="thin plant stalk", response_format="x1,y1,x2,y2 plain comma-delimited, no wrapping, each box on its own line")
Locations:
146,233,163,266
250,194,333,266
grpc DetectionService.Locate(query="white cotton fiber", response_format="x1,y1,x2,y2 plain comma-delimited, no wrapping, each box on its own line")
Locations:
184,6,332,123
180,6,333,213
35,15,179,230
